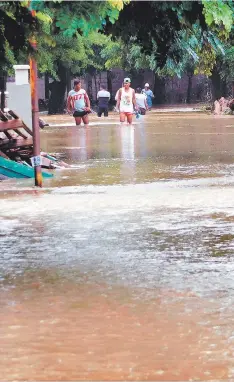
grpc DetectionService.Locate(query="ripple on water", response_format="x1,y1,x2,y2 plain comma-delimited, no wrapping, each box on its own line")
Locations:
1,181,234,297
1,115,234,380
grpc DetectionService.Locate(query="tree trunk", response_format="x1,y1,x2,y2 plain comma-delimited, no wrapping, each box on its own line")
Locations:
66,68,71,93
0,73,6,111
221,78,227,98
153,73,166,105
94,72,98,102
211,67,227,101
107,70,113,101
48,81,66,114
130,69,144,91
186,72,193,104
87,74,93,104
48,63,67,115
44,73,50,99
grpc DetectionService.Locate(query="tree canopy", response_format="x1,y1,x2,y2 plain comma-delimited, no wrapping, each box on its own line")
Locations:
0,0,233,109
0,0,126,73
105,1,234,75
1,0,233,78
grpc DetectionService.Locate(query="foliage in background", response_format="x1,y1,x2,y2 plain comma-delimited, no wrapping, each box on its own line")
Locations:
105,0,234,78
220,43,234,81
0,1,39,73
0,0,127,75
202,0,233,35
0,0,234,107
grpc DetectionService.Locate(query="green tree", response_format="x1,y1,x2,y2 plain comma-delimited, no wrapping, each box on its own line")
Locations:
0,0,126,67
1,0,233,109
0,0,127,111
107,1,233,67
103,1,233,103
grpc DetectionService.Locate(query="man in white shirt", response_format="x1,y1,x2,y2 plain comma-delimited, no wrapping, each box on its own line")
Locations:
135,87,148,115
116,77,136,124
97,85,110,117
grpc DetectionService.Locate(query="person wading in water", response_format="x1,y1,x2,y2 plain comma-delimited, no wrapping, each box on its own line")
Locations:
97,85,110,117
67,80,91,126
142,83,154,111
135,87,148,115
116,78,137,124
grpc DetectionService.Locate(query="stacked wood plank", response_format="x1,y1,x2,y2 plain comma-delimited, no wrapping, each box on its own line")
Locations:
0,110,33,163
0,110,69,171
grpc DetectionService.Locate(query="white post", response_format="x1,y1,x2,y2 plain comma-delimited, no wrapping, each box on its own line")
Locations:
13,65,30,85
7,65,32,128
4,91,9,112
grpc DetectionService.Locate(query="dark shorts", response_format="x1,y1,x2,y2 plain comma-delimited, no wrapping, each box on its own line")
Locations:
139,107,146,115
98,107,108,117
73,110,89,118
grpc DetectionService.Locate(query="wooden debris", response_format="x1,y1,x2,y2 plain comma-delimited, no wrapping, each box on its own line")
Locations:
0,109,33,163
0,109,68,173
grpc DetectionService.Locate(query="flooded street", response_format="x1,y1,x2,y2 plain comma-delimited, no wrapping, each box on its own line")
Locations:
1,112,234,380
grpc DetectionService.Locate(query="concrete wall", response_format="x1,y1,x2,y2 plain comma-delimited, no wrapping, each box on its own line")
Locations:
6,68,215,112
6,83,32,129
38,77,45,100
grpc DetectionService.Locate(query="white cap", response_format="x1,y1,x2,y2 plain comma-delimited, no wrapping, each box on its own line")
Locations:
145,83,149,87
124,77,131,83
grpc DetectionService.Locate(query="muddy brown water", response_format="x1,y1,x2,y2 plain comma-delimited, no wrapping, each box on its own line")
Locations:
1,112,234,381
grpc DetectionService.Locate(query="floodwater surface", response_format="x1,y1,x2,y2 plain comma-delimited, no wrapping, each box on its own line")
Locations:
1,112,234,381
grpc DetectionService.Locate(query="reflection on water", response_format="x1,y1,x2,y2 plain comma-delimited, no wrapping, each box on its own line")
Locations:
1,113,234,380
120,126,136,183
120,126,135,160
36,113,234,188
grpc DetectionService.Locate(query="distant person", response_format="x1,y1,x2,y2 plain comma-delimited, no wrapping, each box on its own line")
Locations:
135,87,148,115
214,97,230,115
67,79,91,126
116,77,137,124
142,83,154,110
219,97,229,112
214,99,221,115
97,85,110,117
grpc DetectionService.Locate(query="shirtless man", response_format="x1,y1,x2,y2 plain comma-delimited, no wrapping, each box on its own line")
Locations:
116,78,137,124
67,80,91,126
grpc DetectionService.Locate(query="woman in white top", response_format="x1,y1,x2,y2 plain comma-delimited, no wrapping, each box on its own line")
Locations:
116,77,136,124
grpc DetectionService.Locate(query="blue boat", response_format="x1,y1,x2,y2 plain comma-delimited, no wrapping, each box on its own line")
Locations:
0,157,53,179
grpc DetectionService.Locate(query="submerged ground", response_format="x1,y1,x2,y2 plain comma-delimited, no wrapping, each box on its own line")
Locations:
1,112,234,380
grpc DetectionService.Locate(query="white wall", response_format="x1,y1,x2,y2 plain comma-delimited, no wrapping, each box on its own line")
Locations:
6,83,32,129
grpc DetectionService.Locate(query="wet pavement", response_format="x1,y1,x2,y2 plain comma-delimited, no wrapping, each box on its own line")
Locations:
1,112,234,380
